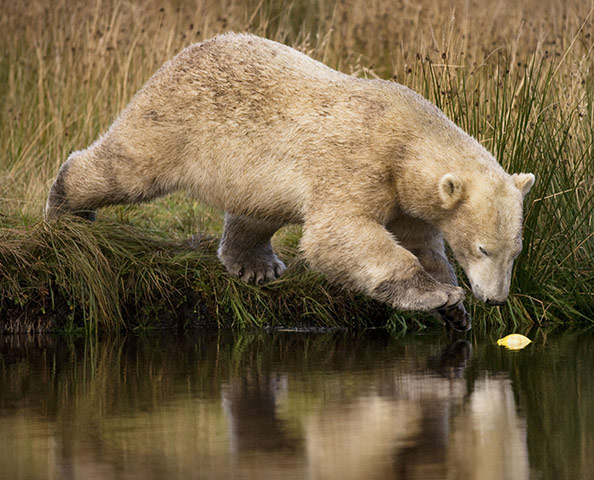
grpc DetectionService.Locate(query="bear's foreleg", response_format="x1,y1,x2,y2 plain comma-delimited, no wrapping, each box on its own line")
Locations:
387,217,471,330
300,212,464,312
217,213,286,285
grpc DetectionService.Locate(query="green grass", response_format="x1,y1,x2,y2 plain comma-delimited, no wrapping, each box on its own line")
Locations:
0,216,403,333
0,0,592,332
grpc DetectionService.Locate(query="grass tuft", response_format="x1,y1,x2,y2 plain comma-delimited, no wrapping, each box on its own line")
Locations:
0,217,409,332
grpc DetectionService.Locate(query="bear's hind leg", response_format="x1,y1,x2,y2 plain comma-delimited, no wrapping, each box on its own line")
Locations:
45,154,99,221
45,144,177,222
217,213,286,285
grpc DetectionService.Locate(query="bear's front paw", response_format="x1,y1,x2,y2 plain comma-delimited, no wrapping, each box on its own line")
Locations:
373,271,464,312
437,302,471,331
219,250,286,285
413,283,464,311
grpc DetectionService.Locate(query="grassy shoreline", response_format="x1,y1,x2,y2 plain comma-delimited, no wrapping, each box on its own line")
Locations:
1,0,593,332
1,217,406,333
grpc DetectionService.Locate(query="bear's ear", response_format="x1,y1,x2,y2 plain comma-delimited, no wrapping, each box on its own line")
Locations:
438,174,464,209
512,173,535,197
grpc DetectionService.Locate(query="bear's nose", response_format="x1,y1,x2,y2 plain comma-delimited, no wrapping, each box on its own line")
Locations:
486,298,506,307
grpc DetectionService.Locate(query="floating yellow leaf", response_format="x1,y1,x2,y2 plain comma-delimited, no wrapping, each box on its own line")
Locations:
497,334,532,350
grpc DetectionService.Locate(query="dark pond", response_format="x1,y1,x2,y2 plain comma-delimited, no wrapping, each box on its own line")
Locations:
0,328,593,480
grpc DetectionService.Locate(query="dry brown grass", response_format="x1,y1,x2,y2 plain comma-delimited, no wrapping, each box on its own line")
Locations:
1,0,591,216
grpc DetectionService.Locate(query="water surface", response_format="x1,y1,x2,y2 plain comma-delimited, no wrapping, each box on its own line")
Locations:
1,329,593,479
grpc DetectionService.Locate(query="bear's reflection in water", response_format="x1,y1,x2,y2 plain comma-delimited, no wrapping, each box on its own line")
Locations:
222,338,528,480
0,333,530,480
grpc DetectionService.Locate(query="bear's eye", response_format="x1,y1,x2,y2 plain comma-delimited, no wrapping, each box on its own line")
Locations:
479,246,490,257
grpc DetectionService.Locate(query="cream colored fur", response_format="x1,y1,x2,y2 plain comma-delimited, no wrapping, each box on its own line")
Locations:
45,33,534,324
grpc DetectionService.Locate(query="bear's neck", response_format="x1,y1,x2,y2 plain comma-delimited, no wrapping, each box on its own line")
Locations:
395,172,450,224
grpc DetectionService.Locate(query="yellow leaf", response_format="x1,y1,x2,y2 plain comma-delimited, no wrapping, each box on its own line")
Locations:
497,334,532,350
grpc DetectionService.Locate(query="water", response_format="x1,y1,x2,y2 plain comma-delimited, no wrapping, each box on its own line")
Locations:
0,329,593,480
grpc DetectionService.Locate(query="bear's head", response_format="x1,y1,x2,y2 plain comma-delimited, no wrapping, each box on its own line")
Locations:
437,171,535,306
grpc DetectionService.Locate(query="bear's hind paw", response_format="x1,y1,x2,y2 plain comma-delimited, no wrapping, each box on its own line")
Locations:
224,255,286,285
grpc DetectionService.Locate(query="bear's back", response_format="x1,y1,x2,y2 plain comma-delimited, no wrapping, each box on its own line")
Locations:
180,33,347,84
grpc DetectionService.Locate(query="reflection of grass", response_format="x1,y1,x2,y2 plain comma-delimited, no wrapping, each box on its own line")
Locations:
0,0,592,330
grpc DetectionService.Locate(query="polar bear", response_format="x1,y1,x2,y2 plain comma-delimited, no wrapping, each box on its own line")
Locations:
45,33,534,330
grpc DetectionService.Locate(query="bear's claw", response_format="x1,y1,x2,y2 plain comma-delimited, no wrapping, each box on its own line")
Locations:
444,285,465,308
419,284,463,311
226,256,286,285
